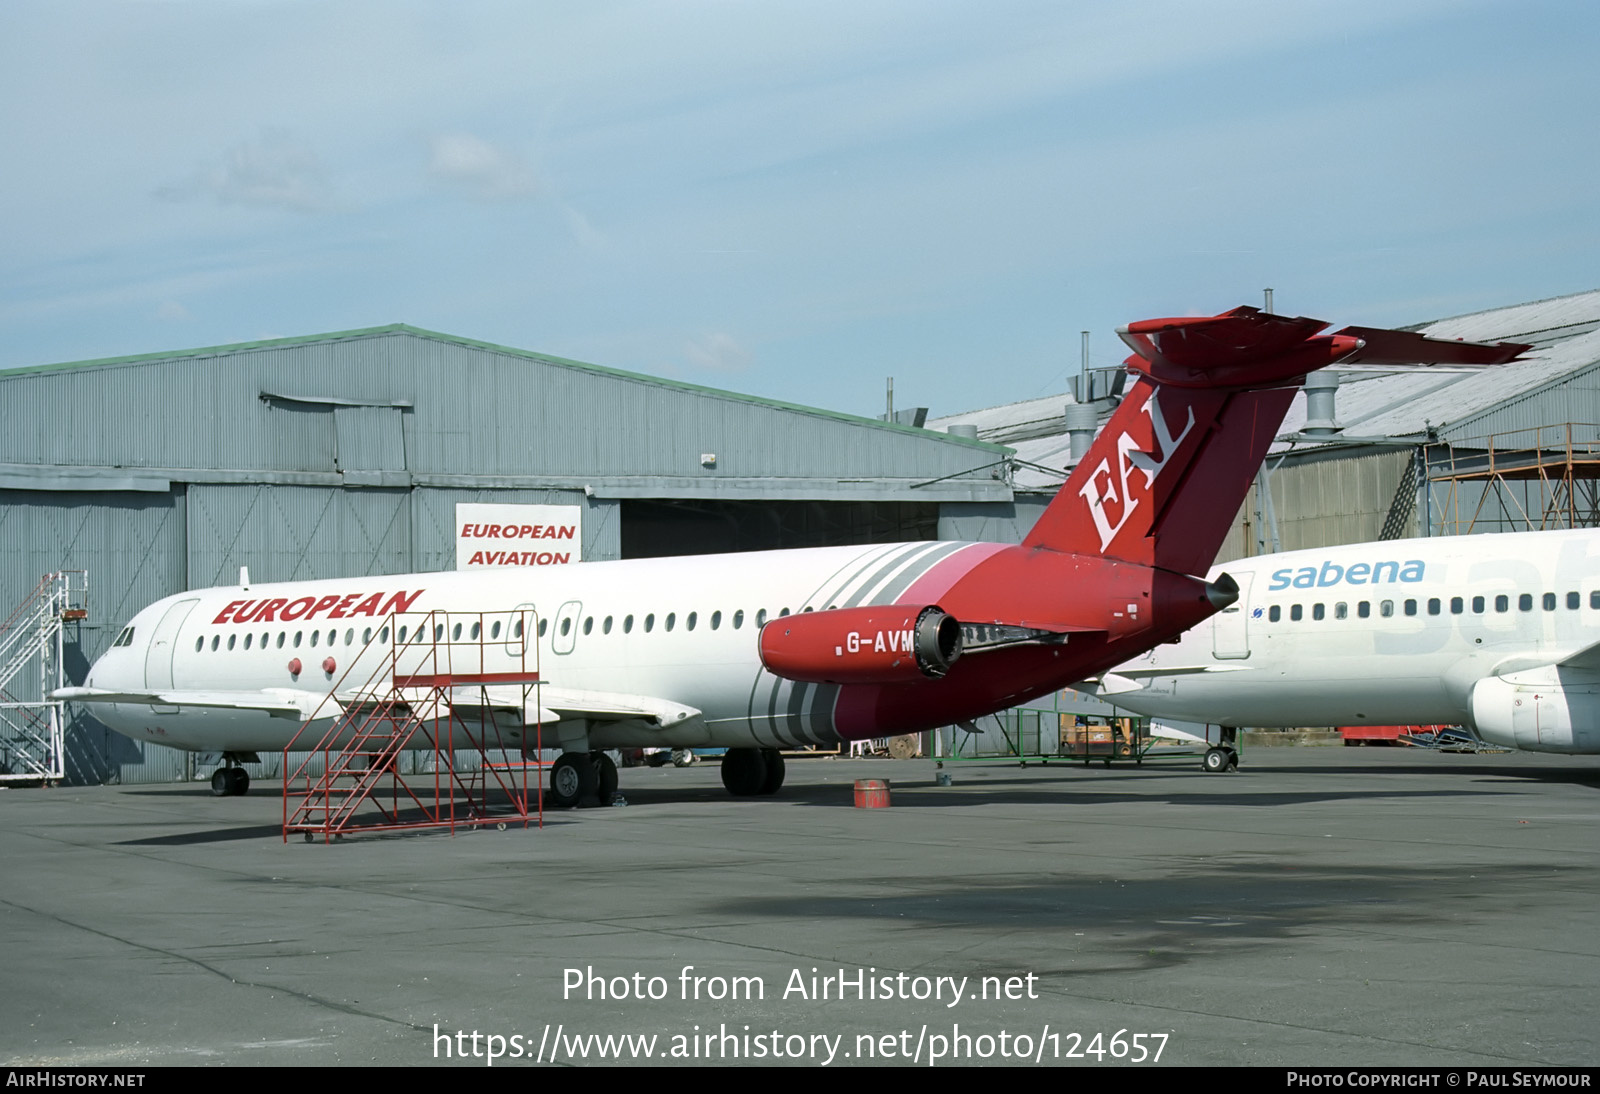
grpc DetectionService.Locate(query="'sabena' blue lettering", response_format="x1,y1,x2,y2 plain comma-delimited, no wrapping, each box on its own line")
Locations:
1267,559,1426,591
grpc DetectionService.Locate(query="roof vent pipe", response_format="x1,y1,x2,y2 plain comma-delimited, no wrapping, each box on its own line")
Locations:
946,424,979,440
1064,402,1099,461
1302,371,1340,435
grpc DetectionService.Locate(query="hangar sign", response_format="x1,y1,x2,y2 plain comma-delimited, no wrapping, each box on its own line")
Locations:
455,503,582,569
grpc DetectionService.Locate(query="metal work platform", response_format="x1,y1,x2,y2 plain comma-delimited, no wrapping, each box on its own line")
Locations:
0,571,88,784
1428,423,1600,534
282,608,543,842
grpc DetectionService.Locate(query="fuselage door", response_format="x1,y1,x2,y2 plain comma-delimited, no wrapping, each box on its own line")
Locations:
505,602,537,658
144,598,200,688
1212,572,1254,660
552,600,583,656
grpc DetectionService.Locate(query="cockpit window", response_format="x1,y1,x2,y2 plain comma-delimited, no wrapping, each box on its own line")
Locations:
113,626,135,647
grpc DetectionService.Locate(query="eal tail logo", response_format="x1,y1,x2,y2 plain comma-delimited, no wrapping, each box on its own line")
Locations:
1078,388,1196,551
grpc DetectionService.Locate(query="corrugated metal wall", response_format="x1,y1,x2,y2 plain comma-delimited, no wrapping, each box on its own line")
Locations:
1216,449,1416,564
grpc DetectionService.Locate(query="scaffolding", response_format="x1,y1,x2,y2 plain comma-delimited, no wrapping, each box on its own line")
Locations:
1427,424,1600,535
282,608,543,841
0,572,88,784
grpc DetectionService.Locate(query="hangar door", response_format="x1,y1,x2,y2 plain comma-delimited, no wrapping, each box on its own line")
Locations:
186,484,412,588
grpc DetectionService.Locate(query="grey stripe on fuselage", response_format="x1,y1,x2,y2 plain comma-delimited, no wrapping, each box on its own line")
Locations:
749,541,964,743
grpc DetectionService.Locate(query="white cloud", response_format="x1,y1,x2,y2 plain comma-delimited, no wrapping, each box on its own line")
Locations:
157,129,337,213
684,332,752,373
426,133,538,201
154,300,191,322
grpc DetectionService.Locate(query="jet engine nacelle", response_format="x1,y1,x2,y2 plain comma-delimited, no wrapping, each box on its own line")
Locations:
759,605,962,685
1469,676,1600,754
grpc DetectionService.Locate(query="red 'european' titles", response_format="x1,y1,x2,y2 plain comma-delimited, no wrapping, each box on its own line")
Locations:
211,589,426,626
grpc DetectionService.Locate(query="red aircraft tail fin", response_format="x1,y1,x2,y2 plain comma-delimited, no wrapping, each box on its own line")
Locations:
1022,306,1527,575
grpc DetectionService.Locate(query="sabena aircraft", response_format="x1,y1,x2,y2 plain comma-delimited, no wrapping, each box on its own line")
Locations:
55,306,1525,805
1081,528,1600,768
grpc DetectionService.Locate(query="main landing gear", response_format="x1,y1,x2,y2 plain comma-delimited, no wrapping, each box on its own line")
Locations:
719,747,785,797
1202,726,1240,773
547,751,620,808
210,767,250,796
546,746,787,807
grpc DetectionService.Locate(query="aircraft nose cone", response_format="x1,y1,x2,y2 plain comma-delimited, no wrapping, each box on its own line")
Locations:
1204,572,1240,610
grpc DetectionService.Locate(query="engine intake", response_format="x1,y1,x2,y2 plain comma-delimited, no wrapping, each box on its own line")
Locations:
759,605,962,684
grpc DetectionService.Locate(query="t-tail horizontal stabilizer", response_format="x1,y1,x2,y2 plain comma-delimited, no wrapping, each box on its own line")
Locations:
1023,306,1529,575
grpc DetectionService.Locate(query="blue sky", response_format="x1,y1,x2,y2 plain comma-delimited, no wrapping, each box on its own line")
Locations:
2,1,1595,418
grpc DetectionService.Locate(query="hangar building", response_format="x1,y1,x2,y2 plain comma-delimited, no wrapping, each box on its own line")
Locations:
0,324,1017,785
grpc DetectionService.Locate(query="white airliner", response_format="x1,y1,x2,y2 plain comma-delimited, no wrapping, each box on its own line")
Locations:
1082,528,1600,767
54,306,1525,802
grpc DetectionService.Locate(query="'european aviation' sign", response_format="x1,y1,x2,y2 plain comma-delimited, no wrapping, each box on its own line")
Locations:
455,503,582,569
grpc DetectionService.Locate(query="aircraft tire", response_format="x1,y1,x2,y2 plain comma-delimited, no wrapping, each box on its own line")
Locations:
549,753,597,808
591,751,619,804
210,769,231,797
1202,747,1230,774
758,749,785,795
230,769,250,796
720,748,768,796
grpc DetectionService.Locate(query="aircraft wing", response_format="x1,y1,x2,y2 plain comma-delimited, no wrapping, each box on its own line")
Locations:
1554,640,1600,672
52,686,326,719
445,684,702,730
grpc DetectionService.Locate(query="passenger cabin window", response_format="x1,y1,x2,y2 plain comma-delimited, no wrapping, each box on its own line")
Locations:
687,612,697,631
733,610,744,629
471,622,481,639
1472,596,1485,614
1335,602,1347,620
1427,598,1440,615
603,616,613,634
1567,592,1579,610
756,609,767,627
1519,594,1533,612
1495,595,1509,613
1312,603,1325,621
583,617,593,635
1404,599,1417,616
491,621,502,639
644,614,655,633
1290,604,1303,621
623,615,634,634
710,611,721,630
211,636,220,651
1358,601,1370,618
1451,597,1464,614
195,637,204,652
1268,605,1281,622
666,613,676,632
1380,601,1394,618
538,619,548,637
